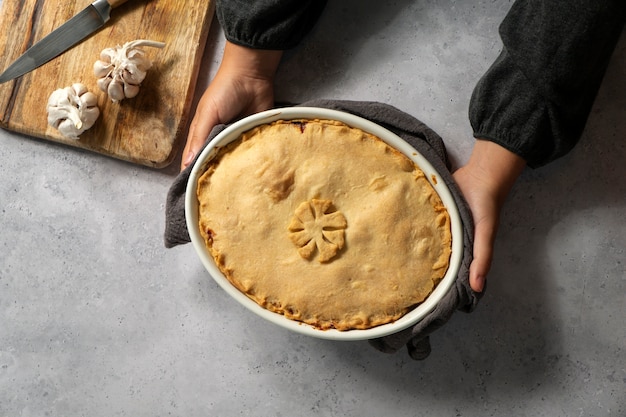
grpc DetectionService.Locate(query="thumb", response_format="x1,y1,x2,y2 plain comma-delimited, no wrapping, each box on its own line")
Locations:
468,214,498,292
181,98,221,171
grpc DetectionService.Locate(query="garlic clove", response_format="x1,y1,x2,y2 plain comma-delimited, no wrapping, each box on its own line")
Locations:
80,91,99,108
94,61,114,78
72,83,87,96
107,81,126,103
97,77,112,93
123,83,140,99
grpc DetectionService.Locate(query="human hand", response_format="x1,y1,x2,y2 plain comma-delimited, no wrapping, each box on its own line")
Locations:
181,42,283,171
453,140,526,292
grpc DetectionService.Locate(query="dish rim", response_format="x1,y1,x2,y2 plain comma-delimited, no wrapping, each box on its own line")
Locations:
185,107,464,341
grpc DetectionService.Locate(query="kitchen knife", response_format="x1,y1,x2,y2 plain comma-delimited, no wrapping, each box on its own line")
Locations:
0,0,130,84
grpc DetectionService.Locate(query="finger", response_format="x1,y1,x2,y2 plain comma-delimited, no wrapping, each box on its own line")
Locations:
469,216,497,292
182,119,210,170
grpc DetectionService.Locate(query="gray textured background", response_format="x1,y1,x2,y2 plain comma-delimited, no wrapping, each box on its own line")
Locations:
1,1,624,416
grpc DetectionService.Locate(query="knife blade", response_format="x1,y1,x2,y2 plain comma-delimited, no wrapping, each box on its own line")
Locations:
0,0,130,84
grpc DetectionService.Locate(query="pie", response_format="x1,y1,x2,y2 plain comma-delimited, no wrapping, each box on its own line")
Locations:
196,119,452,330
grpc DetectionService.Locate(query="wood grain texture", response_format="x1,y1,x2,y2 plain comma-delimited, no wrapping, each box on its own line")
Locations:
0,0,214,168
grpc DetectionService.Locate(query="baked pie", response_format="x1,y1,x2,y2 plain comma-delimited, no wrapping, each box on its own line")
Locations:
197,119,452,330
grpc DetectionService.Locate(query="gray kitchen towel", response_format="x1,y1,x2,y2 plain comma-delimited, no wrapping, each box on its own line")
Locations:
164,99,480,360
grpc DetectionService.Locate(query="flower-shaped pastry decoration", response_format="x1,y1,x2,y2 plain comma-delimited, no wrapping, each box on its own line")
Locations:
288,199,347,263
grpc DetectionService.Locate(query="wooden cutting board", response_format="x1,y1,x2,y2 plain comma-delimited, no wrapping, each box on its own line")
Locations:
0,0,215,168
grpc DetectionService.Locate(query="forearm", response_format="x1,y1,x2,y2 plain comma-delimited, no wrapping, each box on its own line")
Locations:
470,0,626,167
216,0,327,50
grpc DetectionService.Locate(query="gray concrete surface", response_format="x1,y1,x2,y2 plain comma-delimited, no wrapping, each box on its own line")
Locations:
1,1,624,416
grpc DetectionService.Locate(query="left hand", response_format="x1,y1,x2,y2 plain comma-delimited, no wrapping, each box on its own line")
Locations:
181,42,283,171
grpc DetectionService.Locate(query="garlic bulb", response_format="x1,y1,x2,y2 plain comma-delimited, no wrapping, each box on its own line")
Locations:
47,83,100,140
94,39,166,102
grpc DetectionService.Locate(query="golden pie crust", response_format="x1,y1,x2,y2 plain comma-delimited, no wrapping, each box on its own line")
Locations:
197,119,451,331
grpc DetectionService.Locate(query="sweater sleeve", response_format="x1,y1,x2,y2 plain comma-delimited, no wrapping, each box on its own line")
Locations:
215,0,327,50
469,0,625,168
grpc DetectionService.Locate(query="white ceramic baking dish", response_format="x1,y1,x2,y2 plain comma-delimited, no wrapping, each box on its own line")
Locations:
186,107,463,341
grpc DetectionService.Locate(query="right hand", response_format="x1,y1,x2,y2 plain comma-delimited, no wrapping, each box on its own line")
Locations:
181,42,283,171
